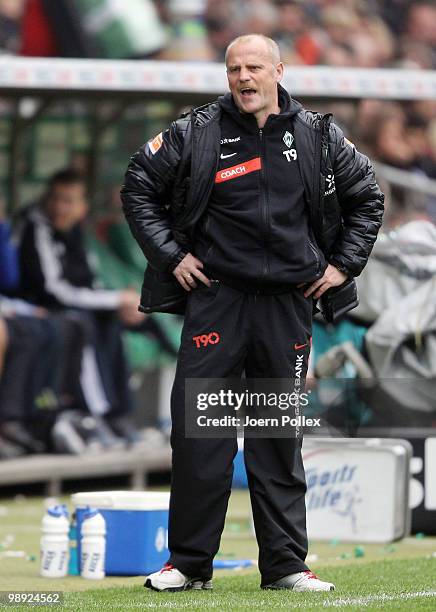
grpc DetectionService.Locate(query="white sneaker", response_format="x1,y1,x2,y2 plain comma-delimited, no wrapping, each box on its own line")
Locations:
144,563,212,592
264,570,335,592
289,570,335,592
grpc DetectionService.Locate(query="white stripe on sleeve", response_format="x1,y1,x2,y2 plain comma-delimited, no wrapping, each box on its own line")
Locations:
33,212,121,310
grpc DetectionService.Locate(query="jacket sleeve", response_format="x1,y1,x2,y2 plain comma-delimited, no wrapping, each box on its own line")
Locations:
328,123,384,277
120,119,188,273
18,212,121,310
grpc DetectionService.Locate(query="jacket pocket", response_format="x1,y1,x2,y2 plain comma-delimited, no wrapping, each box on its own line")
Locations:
193,280,220,299
140,264,186,314
187,281,221,319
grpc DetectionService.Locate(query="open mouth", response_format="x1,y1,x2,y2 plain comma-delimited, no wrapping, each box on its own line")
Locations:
240,88,257,98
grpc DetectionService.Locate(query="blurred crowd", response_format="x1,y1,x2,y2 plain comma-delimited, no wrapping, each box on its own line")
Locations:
0,0,436,70
166,0,436,69
0,0,436,68
327,97,436,225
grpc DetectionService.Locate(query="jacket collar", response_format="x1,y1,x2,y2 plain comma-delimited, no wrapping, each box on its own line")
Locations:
216,83,302,132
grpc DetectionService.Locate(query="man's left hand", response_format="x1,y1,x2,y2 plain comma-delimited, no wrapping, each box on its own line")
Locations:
302,264,348,299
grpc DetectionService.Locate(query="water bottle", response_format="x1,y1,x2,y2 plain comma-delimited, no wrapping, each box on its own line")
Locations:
80,508,106,580
40,505,69,577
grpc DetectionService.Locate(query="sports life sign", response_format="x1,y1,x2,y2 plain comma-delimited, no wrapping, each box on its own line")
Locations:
303,438,411,543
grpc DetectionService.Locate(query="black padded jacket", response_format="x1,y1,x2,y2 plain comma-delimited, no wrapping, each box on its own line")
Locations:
121,86,384,314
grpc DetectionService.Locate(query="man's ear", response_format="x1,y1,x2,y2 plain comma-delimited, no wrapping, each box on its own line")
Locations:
276,62,284,83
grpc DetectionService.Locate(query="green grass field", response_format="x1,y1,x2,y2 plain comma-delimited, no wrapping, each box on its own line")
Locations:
0,490,435,610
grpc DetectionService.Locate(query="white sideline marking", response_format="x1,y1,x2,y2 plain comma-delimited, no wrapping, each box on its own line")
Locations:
90,590,436,609
323,590,436,608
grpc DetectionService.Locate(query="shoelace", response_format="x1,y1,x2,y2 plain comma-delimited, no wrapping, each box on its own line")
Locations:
303,570,319,580
160,563,175,573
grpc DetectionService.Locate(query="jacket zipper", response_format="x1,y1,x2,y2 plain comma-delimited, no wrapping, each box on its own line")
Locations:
183,110,220,237
204,213,215,262
259,128,269,278
312,124,322,243
316,114,332,252
204,213,210,236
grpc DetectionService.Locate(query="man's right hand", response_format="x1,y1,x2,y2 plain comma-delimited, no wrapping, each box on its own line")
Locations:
173,253,211,291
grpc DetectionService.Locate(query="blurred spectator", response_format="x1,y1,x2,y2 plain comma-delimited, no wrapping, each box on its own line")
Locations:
405,2,436,51
0,310,57,458
356,100,435,172
0,0,25,54
369,106,415,169
240,0,278,38
271,1,306,64
14,168,147,446
203,0,241,61
0,207,61,458
20,0,60,57
20,0,167,58
407,113,436,178
355,99,436,220
395,2,436,68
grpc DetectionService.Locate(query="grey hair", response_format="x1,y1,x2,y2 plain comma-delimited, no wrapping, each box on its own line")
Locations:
225,34,281,65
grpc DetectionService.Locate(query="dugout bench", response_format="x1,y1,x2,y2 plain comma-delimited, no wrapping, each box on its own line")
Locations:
0,446,171,496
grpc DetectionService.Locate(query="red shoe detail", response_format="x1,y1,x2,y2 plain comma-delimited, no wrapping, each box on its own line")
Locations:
160,563,174,573
303,570,319,580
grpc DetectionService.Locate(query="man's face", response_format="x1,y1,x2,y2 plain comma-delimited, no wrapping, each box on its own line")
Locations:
46,182,88,232
226,39,283,122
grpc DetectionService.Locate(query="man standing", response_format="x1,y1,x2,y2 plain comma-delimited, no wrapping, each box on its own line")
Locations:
122,35,384,592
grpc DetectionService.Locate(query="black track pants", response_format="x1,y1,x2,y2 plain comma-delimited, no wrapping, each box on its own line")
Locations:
168,282,312,585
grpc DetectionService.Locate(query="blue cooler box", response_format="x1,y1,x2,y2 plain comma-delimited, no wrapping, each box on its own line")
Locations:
72,491,169,575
